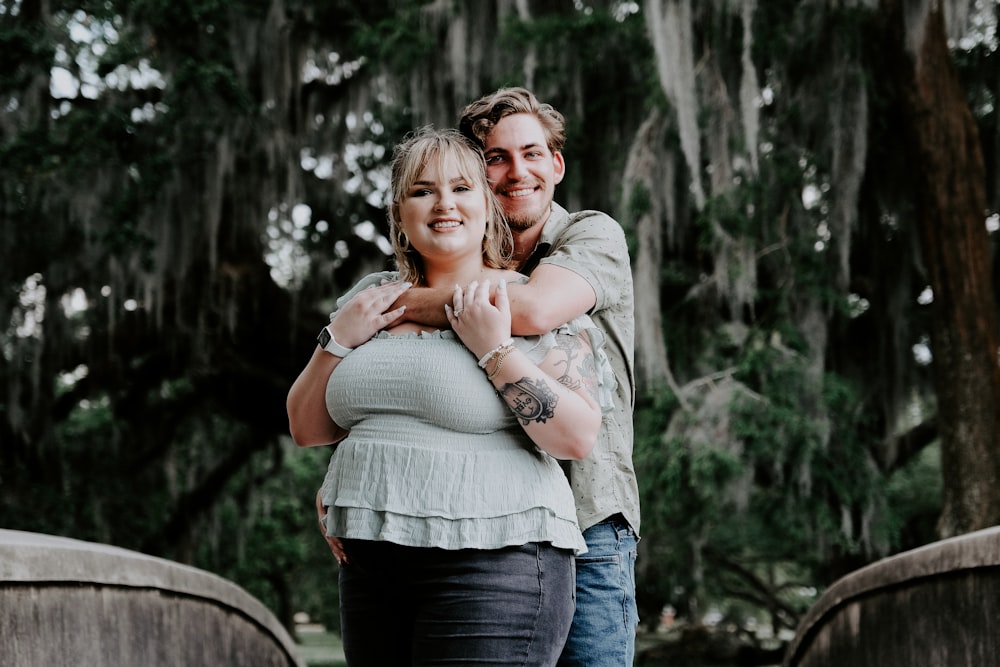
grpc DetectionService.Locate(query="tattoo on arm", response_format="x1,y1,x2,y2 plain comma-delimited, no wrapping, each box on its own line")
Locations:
552,335,582,375
500,377,559,425
578,352,600,401
552,334,599,401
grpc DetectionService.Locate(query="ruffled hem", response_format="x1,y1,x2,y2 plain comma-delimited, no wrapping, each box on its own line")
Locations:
325,506,588,555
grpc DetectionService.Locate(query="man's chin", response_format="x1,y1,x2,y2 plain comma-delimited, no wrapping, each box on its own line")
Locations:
502,202,549,231
505,215,540,232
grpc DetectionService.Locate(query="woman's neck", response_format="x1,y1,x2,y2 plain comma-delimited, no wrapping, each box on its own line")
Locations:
423,260,491,289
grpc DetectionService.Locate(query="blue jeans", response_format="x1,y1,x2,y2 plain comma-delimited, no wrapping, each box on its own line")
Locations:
338,540,576,666
558,515,639,666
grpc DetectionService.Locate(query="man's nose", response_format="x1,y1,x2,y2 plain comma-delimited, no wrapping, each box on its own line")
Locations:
508,156,529,179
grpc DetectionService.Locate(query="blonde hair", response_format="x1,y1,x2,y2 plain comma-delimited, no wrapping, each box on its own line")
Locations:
389,127,513,285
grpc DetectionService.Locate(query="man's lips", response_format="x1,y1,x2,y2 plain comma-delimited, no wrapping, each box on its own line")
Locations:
500,187,537,199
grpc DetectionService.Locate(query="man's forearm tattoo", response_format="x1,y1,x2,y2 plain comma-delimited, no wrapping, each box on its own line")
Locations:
577,352,599,400
553,335,582,376
553,335,599,401
500,377,559,425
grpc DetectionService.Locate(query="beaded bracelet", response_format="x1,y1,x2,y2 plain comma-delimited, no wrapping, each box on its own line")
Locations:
478,338,514,369
486,344,516,381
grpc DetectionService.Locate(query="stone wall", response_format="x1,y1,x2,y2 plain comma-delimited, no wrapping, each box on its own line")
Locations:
784,526,1000,667
0,529,303,666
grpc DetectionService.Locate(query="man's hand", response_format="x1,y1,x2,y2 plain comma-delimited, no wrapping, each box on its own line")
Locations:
315,489,348,566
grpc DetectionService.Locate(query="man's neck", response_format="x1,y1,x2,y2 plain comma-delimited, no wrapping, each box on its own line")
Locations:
512,227,543,266
511,207,553,266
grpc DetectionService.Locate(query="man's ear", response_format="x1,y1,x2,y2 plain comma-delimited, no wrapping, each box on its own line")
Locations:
553,151,566,185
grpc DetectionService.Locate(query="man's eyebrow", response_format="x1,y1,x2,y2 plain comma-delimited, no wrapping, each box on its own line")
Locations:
485,143,542,154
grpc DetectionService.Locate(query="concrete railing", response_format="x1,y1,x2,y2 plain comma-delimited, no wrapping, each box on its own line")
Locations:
784,526,1000,667
0,529,304,667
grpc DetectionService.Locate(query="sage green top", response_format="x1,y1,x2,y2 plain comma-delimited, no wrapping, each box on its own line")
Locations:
319,317,616,555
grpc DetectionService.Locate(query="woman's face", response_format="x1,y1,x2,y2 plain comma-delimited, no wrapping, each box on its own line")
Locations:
398,156,489,265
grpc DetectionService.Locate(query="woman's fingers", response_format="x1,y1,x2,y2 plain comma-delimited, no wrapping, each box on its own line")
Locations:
452,283,465,315
494,278,509,316
333,281,411,346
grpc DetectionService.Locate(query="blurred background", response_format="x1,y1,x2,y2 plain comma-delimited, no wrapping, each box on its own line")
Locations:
3,1,1000,664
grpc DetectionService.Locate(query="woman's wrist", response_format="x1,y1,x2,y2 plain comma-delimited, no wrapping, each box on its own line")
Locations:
482,341,517,381
477,338,514,369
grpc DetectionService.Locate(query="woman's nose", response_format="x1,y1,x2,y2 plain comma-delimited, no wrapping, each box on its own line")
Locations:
434,193,455,211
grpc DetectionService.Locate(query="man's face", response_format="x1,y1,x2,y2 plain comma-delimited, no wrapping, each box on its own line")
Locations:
482,113,565,231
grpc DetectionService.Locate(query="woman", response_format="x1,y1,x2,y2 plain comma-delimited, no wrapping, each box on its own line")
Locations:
286,127,615,666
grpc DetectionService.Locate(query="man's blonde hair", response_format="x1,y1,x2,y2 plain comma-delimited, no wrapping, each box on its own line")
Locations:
459,87,567,153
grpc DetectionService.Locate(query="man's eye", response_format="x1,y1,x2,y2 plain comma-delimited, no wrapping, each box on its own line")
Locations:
485,156,504,165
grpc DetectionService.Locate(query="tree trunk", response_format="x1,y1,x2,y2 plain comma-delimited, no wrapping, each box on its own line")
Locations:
882,0,1000,536
625,108,672,391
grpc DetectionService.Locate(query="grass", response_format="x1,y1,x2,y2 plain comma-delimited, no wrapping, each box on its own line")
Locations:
295,627,346,667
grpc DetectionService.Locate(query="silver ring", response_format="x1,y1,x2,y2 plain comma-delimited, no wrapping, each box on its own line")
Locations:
453,309,463,316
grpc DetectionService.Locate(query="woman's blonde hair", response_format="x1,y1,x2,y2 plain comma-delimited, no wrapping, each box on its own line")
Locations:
389,126,513,285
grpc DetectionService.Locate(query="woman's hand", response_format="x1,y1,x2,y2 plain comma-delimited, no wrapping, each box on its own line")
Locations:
330,281,411,347
446,279,511,358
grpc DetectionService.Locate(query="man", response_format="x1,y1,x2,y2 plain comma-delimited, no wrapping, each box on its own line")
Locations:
390,87,641,666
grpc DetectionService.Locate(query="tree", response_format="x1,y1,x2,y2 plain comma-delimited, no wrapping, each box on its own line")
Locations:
3,0,999,641
878,0,1000,537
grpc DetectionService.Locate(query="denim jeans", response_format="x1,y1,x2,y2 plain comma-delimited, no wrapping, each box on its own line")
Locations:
558,515,639,666
338,539,576,666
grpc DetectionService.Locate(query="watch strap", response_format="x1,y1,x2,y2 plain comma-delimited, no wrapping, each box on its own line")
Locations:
317,326,354,358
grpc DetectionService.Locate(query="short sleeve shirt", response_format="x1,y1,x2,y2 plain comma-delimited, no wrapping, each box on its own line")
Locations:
534,203,641,534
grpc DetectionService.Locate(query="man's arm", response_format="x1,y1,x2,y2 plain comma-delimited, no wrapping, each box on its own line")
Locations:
505,263,596,336
391,271,594,337
391,286,454,329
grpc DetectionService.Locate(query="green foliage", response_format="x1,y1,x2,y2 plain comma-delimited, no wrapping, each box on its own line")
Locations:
0,18,53,90
198,443,342,631
635,316,922,627
350,0,438,73
884,442,943,550
0,0,969,649
623,180,653,258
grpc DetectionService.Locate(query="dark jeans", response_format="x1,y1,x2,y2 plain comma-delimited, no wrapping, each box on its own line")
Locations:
338,539,576,666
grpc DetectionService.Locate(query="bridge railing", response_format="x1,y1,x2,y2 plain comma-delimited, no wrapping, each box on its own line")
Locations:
784,526,1000,667
0,529,304,667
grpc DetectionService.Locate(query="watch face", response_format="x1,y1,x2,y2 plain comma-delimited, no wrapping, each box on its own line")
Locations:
318,327,331,348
